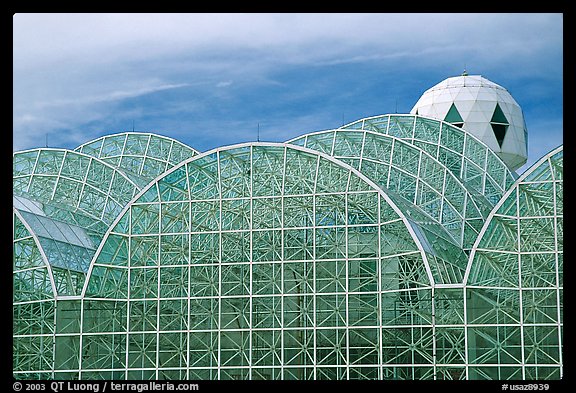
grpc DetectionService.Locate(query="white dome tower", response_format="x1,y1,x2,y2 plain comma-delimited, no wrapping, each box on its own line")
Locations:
410,72,528,171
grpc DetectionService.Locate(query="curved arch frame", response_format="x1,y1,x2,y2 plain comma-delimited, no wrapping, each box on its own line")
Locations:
13,147,141,225
463,144,563,380
71,141,446,380
339,114,517,204
464,144,563,284
13,148,142,297
74,131,200,185
13,208,58,300
83,141,439,295
287,128,492,252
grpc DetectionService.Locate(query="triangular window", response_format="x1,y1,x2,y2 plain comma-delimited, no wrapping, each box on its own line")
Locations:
491,103,509,124
491,124,508,147
490,103,509,148
444,103,464,124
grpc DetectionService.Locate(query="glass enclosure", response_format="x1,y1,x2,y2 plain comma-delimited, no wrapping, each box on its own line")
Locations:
13,116,563,380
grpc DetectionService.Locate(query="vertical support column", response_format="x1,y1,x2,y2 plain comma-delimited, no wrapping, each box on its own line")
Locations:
217,151,222,380
249,146,254,380
124,207,132,380
516,186,526,379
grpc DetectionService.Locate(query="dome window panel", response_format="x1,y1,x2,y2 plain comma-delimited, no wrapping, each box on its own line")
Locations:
444,103,464,124
490,103,510,148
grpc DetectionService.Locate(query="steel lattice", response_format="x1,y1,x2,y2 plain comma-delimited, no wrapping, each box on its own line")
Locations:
13,120,562,380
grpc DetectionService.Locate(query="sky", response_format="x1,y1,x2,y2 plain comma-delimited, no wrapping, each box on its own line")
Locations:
13,13,563,174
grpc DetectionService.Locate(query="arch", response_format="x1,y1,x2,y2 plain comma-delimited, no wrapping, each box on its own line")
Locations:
75,132,199,187
13,208,57,378
13,148,140,296
464,145,562,380
340,114,516,205
288,129,492,254
465,145,563,285
78,142,445,379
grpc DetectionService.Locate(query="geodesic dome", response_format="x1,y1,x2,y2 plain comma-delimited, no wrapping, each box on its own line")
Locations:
410,75,528,171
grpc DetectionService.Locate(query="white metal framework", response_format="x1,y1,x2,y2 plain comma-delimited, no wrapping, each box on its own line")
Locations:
13,119,562,380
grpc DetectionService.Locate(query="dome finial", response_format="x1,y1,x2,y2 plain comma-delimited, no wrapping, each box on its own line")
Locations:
462,68,468,77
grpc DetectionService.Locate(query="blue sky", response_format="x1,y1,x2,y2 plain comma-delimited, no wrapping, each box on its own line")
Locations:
13,13,563,174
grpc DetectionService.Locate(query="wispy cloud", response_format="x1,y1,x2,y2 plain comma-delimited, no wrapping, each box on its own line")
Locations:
216,81,233,88
36,83,190,108
13,13,562,170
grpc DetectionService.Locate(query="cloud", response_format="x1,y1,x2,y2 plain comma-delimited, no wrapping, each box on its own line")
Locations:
36,83,190,108
13,13,562,157
216,81,233,88
13,13,562,69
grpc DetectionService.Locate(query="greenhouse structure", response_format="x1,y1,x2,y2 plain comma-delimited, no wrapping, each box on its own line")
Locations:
13,114,563,381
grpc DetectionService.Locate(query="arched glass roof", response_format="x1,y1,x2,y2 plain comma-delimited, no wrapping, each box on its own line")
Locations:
288,129,492,251
72,143,447,379
86,142,437,296
463,145,562,379
85,142,474,305
11,130,563,380
13,209,56,302
13,148,140,226
75,132,199,187
340,114,516,205
465,145,563,287
13,148,141,296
